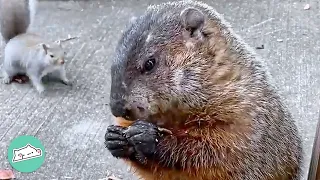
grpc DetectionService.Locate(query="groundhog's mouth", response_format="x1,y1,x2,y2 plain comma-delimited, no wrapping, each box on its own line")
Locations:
114,116,173,135
113,100,190,128
114,111,186,129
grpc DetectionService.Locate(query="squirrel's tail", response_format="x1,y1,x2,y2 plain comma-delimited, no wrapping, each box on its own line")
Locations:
0,0,38,43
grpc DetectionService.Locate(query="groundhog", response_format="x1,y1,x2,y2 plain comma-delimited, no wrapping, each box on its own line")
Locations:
104,1,303,180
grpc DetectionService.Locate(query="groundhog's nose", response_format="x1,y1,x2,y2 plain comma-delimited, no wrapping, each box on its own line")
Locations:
110,98,148,120
110,99,130,118
124,101,148,120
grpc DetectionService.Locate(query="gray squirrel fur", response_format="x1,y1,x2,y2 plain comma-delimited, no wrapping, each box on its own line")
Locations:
108,0,303,179
0,0,71,94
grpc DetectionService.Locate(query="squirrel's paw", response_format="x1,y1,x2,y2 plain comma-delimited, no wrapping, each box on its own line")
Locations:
35,85,45,94
105,125,135,158
124,120,160,159
2,71,12,84
2,77,11,84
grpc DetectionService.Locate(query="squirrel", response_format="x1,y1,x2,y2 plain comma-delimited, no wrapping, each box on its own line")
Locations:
0,0,71,94
105,1,303,180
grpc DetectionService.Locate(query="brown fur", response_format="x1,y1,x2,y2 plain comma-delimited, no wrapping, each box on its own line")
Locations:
116,93,299,180
116,117,252,180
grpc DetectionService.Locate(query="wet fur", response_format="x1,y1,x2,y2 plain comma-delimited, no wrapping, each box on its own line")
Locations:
109,1,303,180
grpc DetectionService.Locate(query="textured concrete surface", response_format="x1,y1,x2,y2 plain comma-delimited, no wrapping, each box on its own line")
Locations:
0,0,319,179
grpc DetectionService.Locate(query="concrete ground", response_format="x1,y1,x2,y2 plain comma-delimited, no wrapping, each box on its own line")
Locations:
0,0,319,179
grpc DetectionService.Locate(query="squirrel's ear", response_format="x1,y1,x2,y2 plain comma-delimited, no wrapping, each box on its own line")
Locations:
41,43,49,54
180,7,205,38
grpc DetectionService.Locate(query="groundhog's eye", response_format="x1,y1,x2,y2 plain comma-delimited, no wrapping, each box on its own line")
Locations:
143,58,156,72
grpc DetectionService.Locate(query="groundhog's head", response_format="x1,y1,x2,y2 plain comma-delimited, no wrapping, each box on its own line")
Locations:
110,2,244,125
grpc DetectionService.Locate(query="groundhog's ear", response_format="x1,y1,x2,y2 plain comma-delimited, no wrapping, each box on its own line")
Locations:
180,7,205,37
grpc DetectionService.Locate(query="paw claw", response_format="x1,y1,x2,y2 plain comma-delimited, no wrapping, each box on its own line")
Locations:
123,120,160,158
107,125,126,133
105,122,161,160
37,88,45,94
105,140,128,150
2,77,11,84
124,120,158,138
105,125,133,158
105,131,126,141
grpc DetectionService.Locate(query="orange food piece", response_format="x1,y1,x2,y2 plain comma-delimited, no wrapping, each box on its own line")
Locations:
115,117,133,127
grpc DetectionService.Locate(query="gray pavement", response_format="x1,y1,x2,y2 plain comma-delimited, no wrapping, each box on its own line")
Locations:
0,0,319,179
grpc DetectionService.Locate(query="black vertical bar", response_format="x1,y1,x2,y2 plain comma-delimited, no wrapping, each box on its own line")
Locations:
308,112,320,180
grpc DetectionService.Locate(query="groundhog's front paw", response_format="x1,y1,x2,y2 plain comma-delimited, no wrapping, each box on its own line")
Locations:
123,120,160,159
105,125,135,158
